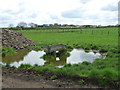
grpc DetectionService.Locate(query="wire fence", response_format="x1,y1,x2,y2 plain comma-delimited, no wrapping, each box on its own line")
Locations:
15,27,118,36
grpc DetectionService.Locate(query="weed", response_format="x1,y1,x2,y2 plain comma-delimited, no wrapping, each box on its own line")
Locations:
18,64,33,69
2,47,16,57
88,69,101,78
81,61,91,65
64,64,72,67
60,52,70,57
78,80,85,85
41,55,55,60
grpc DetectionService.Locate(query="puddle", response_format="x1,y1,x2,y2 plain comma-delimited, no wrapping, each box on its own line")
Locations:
2,49,105,67
67,49,102,64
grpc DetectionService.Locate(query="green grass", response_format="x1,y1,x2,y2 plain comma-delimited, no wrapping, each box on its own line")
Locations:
1,47,16,57
17,27,118,47
41,55,55,60
17,27,118,57
16,57,119,87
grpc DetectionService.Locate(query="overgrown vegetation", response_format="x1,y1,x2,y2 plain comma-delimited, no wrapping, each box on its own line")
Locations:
41,55,55,60
1,47,16,57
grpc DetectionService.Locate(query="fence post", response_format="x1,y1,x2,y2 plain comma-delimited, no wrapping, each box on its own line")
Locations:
81,30,82,34
92,30,93,34
108,31,109,35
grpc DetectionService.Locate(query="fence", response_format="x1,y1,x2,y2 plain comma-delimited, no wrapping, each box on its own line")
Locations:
15,27,118,36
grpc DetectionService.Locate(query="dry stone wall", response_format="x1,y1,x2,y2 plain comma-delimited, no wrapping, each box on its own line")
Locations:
2,29,36,49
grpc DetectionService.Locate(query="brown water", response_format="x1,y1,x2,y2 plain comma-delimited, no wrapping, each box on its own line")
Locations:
1,49,105,67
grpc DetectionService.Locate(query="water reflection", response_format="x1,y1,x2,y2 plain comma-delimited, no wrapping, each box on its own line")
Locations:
2,50,30,64
67,49,101,64
10,50,46,67
2,49,104,67
45,56,67,66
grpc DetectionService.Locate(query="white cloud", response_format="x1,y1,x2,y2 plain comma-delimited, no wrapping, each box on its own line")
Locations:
0,0,118,27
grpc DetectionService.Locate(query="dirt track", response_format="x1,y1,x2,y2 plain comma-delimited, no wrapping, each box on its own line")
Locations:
2,66,90,88
2,73,56,88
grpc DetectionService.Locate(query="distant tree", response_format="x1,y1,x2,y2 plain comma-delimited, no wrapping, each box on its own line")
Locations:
98,25,102,27
54,23,59,26
34,24,38,27
69,24,76,27
28,23,37,28
49,24,54,27
43,24,49,27
37,25,43,27
62,24,68,27
9,24,14,28
53,23,60,29
17,22,27,29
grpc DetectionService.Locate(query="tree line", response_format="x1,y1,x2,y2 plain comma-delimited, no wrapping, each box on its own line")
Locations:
8,22,119,30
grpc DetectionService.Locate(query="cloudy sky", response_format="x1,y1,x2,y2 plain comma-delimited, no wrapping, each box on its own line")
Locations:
0,0,118,27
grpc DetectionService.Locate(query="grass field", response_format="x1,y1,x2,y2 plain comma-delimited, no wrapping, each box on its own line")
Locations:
18,27,118,47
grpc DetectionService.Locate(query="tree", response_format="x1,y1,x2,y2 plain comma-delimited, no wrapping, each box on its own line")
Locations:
28,23,37,28
54,23,59,26
9,24,14,28
17,22,27,29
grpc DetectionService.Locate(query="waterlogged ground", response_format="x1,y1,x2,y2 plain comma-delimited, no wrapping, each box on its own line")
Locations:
2,49,105,67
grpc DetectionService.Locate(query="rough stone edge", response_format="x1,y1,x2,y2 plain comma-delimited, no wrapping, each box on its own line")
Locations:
2,29,36,50
0,29,2,90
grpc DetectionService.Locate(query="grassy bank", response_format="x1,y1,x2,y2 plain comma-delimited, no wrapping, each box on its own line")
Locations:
1,47,16,57
10,56,118,88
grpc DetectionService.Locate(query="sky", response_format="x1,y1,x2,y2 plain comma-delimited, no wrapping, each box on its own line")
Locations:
0,0,119,27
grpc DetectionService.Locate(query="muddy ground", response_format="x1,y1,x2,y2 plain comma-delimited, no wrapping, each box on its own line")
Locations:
1,66,105,88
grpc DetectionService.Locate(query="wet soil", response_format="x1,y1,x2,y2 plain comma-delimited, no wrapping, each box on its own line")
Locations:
2,66,104,88
2,66,113,88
